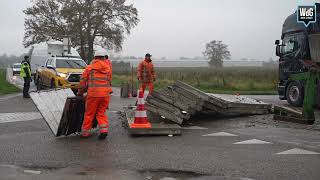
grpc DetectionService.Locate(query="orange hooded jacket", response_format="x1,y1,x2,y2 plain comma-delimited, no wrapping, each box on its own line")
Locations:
137,59,155,83
80,59,112,97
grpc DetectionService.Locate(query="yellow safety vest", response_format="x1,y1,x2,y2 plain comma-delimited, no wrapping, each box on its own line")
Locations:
20,62,31,78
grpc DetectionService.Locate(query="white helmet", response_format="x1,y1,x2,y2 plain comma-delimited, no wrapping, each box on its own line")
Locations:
94,50,105,57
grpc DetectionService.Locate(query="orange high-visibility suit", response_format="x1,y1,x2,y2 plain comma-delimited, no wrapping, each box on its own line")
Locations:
137,59,156,94
79,59,112,137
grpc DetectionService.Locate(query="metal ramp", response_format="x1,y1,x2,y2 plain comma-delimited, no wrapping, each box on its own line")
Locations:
30,89,86,136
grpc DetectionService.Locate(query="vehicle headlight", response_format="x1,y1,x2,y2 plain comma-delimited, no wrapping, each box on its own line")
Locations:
57,72,67,78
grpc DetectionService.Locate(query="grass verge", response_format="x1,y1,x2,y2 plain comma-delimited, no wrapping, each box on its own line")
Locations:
0,69,20,95
112,68,278,96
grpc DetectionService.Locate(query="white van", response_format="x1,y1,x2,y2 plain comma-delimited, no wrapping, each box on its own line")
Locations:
28,39,82,84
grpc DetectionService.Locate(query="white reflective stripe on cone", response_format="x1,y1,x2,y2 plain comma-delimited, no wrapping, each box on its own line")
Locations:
135,110,147,118
137,98,145,105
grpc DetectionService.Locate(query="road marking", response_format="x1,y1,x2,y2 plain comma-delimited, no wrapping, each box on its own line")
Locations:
276,148,320,155
182,126,208,130
202,132,237,136
0,112,42,124
23,170,42,175
233,139,272,145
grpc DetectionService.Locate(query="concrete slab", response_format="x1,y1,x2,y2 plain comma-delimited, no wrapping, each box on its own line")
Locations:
30,88,76,136
123,106,181,136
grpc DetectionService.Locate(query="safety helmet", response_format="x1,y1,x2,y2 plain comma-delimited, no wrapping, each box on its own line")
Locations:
94,50,105,57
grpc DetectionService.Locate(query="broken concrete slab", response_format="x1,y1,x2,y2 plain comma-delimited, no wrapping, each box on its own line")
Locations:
273,105,314,125
145,81,272,125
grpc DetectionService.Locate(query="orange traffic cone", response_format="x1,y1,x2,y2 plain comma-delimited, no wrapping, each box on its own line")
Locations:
130,90,152,128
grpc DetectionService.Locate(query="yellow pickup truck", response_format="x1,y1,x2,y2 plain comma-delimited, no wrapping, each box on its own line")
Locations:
36,56,87,92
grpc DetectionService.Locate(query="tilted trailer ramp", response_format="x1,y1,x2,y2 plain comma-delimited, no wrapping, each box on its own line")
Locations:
30,89,97,137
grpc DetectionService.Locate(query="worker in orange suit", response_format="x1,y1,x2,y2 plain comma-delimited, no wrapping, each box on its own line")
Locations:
77,50,112,139
137,53,156,95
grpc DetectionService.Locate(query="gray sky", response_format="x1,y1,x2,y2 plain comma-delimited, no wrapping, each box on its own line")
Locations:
0,0,318,60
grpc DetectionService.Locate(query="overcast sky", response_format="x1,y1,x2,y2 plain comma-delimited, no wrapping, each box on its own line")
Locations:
0,0,318,60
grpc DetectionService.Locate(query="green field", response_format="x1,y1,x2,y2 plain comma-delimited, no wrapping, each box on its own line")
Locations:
112,67,278,95
0,69,20,95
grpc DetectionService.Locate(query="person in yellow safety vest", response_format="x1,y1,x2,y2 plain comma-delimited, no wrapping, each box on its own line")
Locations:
20,55,32,98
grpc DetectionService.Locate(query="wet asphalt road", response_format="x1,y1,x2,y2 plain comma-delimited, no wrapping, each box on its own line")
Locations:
0,71,320,179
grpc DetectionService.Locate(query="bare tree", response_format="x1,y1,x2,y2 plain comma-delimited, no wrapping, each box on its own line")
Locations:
24,0,139,62
203,40,231,68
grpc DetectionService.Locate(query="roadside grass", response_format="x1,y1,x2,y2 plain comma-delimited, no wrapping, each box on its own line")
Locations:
112,67,278,95
0,69,20,95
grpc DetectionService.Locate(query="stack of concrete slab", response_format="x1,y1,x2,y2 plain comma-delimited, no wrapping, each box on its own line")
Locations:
145,81,272,124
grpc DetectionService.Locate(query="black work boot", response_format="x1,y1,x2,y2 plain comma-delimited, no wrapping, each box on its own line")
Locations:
23,94,31,98
98,132,108,140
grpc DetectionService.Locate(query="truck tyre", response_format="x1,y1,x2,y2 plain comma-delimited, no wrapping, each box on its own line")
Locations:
37,77,43,91
286,81,304,107
50,79,55,89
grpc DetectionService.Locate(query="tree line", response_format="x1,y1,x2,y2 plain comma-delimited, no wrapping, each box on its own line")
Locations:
23,0,233,68
0,54,22,67
24,0,139,62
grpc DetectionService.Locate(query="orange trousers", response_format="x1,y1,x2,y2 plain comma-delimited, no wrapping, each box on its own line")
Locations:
82,96,110,136
140,82,154,95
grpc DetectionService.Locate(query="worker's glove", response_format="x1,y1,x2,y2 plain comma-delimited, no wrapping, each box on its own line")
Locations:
30,78,33,82
110,91,113,95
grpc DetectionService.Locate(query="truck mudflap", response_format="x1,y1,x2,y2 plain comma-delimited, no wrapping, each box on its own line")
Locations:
30,89,97,137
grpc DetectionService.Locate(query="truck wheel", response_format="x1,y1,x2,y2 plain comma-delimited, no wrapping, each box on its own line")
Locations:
50,79,55,89
286,81,304,107
37,77,43,91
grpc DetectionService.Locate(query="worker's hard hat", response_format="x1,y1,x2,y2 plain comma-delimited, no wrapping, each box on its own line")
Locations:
104,50,108,57
94,50,105,57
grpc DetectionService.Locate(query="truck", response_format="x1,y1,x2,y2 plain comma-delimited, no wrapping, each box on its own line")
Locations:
29,38,87,92
275,3,320,107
